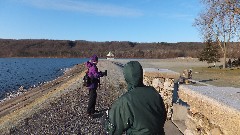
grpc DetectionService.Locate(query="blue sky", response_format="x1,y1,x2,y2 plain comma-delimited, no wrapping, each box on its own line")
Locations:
0,0,203,43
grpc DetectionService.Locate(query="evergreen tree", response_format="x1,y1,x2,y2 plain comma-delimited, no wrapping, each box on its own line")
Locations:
198,40,220,66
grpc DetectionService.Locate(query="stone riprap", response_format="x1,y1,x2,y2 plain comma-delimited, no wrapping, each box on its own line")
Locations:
178,85,240,135
143,68,180,119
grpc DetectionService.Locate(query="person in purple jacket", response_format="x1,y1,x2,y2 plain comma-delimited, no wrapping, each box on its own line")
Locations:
85,54,105,116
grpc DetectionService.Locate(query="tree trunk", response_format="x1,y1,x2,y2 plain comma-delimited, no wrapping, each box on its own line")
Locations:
223,42,227,69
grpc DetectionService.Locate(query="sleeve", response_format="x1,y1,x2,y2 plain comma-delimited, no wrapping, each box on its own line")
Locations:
105,97,133,135
88,65,104,79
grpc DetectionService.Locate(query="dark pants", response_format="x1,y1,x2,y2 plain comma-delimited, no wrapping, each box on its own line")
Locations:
87,88,97,114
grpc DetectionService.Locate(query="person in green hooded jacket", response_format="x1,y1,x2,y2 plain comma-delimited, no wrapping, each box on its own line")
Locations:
105,61,166,135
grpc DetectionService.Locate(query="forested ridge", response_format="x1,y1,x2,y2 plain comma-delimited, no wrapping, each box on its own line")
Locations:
0,39,239,58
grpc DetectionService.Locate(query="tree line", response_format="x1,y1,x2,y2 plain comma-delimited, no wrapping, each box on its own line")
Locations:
0,39,239,59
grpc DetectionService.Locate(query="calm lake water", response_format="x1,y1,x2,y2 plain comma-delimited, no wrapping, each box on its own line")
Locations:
0,58,88,100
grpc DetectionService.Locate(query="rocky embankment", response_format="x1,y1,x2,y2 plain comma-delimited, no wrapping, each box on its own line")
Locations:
0,60,126,135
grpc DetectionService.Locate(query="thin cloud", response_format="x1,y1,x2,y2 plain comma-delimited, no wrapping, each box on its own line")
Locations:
19,0,143,17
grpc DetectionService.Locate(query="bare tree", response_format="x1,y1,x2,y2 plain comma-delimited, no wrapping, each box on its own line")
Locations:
194,0,240,68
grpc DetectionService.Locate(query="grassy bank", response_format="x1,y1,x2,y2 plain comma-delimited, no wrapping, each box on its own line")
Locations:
191,67,240,88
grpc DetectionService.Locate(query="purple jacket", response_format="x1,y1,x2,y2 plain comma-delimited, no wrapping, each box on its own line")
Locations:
85,61,103,89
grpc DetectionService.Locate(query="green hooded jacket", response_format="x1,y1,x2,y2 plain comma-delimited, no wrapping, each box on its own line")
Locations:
106,61,166,135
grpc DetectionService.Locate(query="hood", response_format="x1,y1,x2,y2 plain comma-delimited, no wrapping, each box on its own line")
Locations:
90,54,98,63
86,61,93,68
123,61,144,92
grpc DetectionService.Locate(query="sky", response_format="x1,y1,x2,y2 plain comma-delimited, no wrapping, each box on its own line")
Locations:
0,0,204,43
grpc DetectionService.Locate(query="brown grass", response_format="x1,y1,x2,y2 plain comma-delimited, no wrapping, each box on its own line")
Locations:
191,67,240,88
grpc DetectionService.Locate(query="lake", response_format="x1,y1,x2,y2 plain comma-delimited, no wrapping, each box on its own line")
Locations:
0,58,88,100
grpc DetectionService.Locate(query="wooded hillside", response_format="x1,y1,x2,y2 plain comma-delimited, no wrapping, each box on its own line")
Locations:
0,39,239,58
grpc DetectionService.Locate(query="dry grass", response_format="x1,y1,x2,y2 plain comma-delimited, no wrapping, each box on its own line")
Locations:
191,67,240,88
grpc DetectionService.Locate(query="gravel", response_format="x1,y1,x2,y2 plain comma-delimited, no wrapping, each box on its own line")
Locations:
182,85,240,111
